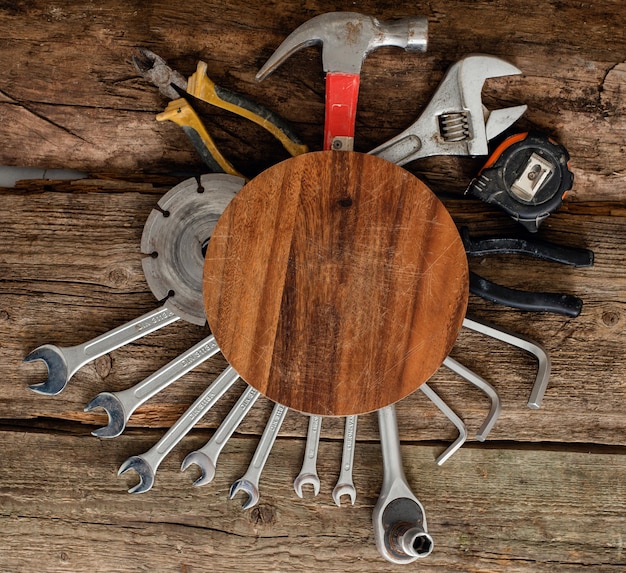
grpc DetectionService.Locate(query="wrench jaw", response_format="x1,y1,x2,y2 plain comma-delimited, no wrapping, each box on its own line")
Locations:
293,473,321,499
229,479,259,510
181,451,216,487
118,456,156,494
83,393,127,438
331,483,356,507
23,345,70,396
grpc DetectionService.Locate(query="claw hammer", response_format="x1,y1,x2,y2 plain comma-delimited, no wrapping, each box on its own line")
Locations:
256,12,427,151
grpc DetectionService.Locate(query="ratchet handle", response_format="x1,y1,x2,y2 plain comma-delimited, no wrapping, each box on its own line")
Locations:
324,72,360,150
461,228,594,267
470,272,583,317
187,61,308,157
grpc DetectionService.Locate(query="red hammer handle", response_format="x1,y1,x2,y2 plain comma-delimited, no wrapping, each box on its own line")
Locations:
324,72,360,150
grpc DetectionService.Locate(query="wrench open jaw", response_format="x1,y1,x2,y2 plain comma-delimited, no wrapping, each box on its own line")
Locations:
294,472,321,498
24,345,70,396
229,479,259,511
181,451,216,487
118,455,155,494
84,392,126,438
370,55,527,165
332,483,357,507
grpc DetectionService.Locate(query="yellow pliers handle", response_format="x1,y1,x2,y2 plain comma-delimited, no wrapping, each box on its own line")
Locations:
187,61,308,158
157,99,246,179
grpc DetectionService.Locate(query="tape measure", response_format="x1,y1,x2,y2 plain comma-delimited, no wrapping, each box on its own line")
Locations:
466,132,574,232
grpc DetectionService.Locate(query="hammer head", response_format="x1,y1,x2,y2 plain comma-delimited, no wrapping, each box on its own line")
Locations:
257,12,428,79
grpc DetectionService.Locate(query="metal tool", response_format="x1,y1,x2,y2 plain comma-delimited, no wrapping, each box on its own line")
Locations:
134,48,308,174
256,12,428,151
118,366,240,494
230,402,288,510
419,383,467,466
467,131,574,232
293,415,322,498
181,384,260,486
463,317,551,409
332,415,358,506
24,174,242,395
443,356,501,442
373,405,433,564
84,335,220,438
370,55,527,164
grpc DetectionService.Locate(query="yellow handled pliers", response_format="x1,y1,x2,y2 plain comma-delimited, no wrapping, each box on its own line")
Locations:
133,48,308,178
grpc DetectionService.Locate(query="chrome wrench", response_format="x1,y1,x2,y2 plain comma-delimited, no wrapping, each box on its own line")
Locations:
332,415,358,506
181,384,260,486
230,402,288,510
24,174,243,395
373,405,434,564
370,55,527,165
293,415,322,498
84,335,220,438
117,365,240,493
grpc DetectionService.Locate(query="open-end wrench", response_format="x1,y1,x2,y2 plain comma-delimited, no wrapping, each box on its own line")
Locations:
293,415,322,498
24,174,243,395
181,384,260,486
118,366,240,493
230,402,288,510
84,335,220,438
463,317,551,408
373,405,434,564
256,12,427,151
370,55,527,165
443,356,501,442
332,415,358,506
419,382,467,466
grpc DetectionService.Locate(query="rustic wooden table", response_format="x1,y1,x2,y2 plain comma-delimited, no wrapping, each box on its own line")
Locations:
1,1,625,571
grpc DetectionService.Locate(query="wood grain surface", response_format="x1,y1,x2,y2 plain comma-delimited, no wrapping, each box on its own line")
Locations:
1,1,625,571
204,152,468,415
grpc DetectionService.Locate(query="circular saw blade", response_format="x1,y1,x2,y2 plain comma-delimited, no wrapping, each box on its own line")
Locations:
141,173,244,325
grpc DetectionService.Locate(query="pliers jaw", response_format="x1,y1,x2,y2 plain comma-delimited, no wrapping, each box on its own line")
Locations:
132,47,188,100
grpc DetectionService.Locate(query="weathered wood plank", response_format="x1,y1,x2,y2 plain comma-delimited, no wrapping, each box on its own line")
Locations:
1,181,624,447
0,1,624,198
0,429,624,572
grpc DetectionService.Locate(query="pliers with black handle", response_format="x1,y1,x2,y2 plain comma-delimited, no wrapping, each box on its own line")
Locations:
461,227,594,317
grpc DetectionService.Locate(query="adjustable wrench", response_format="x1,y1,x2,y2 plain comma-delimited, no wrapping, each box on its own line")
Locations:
293,415,322,498
332,415,357,506
118,366,240,493
230,402,288,510
370,54,527,164
84,335,220,438
24,174,243,395
181,384,260,486
373,405,433,564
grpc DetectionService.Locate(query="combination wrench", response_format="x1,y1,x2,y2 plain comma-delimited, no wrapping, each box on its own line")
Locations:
293,415,322,498
230,402,289,510
84,336,220,437
24,174,243,395
332,415,358,506
118,366,240,493
181,384,260,486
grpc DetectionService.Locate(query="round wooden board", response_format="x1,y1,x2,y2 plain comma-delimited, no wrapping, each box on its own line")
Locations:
204,151,468,416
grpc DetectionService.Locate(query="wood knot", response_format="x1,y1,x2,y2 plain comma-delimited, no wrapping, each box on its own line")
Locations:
250,504,275,526
602,311,620,327
94,355,112,379
107,266,131,288
0,310,9,321
337,197,353,208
